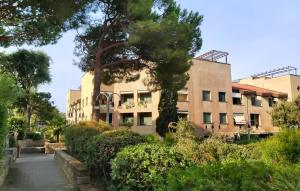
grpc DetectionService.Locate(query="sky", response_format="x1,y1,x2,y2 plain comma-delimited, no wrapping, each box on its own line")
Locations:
2,0,300,112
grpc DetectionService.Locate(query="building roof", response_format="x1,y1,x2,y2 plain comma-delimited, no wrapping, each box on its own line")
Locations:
232,83,288,98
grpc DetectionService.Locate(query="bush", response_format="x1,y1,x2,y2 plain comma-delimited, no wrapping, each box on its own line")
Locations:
163,161,275,191
64,124,105,161
85,130,146,182
0,105,8,158
26,132,43,140
260,129,300,164
110,143,191,191
8,117,25,140
9,135,16,147
191,138,259,165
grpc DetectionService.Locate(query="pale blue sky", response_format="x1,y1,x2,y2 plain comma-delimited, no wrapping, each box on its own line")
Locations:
2,0,300,112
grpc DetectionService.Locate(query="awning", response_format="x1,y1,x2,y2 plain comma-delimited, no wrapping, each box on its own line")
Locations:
232,92,241,98
234,114,247,125
177,111,188,114
137,90,150,93
120,91,134,94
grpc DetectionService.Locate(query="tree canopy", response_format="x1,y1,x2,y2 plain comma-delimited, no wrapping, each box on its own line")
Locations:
0,0,91,47
271,96,300,128
0,49,52,130
74,0,202,122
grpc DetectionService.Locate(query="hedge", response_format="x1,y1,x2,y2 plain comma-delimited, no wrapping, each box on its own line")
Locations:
110,143,191,191
0,105,7,159
193,138,260,164
260,129,300,164
163,161,275,191
64,123,105,161
85,130,146,182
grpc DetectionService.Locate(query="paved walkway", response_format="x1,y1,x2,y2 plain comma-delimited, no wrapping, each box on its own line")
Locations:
1,154,72,191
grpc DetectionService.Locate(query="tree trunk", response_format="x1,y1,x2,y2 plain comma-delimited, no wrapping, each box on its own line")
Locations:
92,63,102,122
26,104,31,132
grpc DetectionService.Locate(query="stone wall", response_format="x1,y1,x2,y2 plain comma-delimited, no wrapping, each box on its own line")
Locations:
54,150,92,190
0,148,17,187
45,143,66,154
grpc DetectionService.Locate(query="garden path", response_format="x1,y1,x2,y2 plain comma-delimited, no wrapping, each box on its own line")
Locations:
1,153,72,191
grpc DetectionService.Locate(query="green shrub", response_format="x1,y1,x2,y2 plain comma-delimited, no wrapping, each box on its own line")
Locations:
85,130,146,182
9,135,16,147
260,129,300,164
191,138,260,165
0,105,8,158
163,161,275,191
26,132,43,140
8,117,25,140
110,143,191,191
272,164,300,190
64,124,105,161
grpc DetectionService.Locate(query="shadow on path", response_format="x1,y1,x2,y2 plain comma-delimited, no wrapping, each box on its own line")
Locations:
1,154,72,191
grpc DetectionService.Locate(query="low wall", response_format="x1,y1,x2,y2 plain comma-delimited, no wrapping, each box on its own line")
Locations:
0,148,17,187
18,139,45,147
54,150,91,190
45,143,66,154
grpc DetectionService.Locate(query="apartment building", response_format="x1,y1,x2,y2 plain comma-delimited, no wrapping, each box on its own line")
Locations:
238,66,300,101
66,50,293,136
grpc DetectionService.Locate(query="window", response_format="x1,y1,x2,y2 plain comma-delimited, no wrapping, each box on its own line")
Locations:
268,97,277,107
138,92,152,103
251,95,262,106
203,112,212,124
219,92,226,102
178,93,188,102
219,113,227,124
250,114,260,126
138,112,152,126
233,113,246,125
121,113,134,125
121,93,134,104
232,90,242,105
177,111,188,120
202,90,211,101
86,97,88,106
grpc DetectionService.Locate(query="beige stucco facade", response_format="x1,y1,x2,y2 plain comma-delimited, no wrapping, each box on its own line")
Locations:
239,75,300,101
66,58,292,136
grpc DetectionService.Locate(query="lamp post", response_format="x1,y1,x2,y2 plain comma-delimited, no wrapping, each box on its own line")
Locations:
96,92,120,126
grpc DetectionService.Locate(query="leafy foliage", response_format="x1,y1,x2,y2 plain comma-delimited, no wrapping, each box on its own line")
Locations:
163,161,275,191
0,104,8,158
271,95,300,128
85,130,146,183
0,74,22,106
0,49,52,130
260,129,300,164
25,132,43,141
192,138,260,165
110,143,191,191
0,0,91,47
156,89,178,137
64,123,105,161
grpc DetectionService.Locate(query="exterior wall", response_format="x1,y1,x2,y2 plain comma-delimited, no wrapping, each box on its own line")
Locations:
80,72,94,121
187,59,234,135
66,58,292,136
232,95,279,134
66,90,81,124
239,75,300,101
112,71,159,134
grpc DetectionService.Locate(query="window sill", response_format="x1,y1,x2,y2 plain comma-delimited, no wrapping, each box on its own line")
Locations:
178,100,189,102
203,100,212,102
